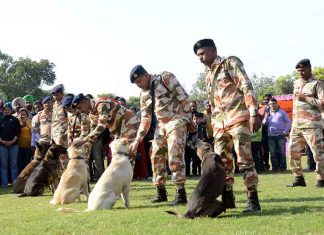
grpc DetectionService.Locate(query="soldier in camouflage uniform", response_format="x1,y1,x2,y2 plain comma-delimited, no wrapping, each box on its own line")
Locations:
129,65,193,206
287,59,324,188
32,96,53,145
193,39,261,212
72,95,140,164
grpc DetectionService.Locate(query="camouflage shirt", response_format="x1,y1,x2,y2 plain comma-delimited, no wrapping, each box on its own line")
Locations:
87,98,140,142
51,100,68,147
205,56,258,129
136,72,191,142
292,76,324,129
32,110,52,144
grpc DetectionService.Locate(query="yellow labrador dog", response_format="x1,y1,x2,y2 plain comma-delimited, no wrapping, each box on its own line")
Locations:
50,145,89,205
87,138,133,211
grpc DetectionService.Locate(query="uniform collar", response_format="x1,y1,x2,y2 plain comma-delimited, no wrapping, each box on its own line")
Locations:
209,56,225,71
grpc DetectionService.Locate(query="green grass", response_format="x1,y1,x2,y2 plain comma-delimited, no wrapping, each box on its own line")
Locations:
1,170,324,235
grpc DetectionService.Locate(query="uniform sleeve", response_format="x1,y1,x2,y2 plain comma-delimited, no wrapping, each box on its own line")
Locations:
32,113,40,133
227,57,258,117
136,91,153,143
86,103,108,142
283,111,291,132
306,80,324,108
161,71,192,117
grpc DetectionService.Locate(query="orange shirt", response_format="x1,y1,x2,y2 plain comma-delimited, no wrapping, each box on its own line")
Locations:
18,120,32,148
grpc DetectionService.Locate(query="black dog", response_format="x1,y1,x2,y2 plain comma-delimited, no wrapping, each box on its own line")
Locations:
166,141,226,218
13,142,51,194
19,144,67,197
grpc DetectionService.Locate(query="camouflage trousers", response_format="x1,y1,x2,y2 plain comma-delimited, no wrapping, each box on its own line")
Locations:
288,127,324,180
213,121,259,190
151,124,187,187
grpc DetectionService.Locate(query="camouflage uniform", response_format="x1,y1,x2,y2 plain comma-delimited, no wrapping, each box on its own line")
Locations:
288,76,324,180
32,110,52,145
135,72,191,187
86,98,140,159
51,101,68,148
205,56,259,190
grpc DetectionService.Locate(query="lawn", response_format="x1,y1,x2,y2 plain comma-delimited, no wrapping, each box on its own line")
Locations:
0,170,323,235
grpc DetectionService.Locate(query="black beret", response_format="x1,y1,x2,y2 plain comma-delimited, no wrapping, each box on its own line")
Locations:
85,94,94,99
130,65,147,83
42,96,52,104
72,93,85,108
50,84,64,94
193,39,216,54
295,59,311,69
61,94,75,109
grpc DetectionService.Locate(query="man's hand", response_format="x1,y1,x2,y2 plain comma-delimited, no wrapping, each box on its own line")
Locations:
295,91,306,101
129,139,140,154
72,138,88,147
250,116,261,133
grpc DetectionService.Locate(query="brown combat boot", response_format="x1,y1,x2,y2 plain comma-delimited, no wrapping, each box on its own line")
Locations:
287,176,307,187
151,185,168,203
243,186,261,213
169,187,187,206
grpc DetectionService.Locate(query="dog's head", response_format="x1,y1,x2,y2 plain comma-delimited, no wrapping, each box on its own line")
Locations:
110,137,129,156
34,142,51,161
67,145,86,159
45,144,67,160
196,140,215,161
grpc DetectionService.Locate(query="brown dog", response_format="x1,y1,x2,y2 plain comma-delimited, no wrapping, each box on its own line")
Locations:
19,144,67,197
166,141,226,218
12,142,51,194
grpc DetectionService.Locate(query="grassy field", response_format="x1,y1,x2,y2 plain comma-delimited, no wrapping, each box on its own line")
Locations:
0,170,323,235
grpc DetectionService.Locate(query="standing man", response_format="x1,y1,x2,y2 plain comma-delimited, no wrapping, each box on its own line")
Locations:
193,38,261,212
129,65,192,206
262,98,291,172
203,100,214,144
287,59,324,188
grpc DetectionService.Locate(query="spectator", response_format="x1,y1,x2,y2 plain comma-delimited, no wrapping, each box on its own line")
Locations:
23,95,34,118
0,102,21,187
33,100,43,116
12,97,25,116
17,108,32,174
202,100,214,144
251,124,263,173
260,94,272,171
263,98,291,172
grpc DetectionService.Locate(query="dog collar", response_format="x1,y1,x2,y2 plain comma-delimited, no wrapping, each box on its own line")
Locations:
69,156,85,160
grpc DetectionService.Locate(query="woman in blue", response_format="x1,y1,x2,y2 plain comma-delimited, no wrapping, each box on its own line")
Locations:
0,102,21,187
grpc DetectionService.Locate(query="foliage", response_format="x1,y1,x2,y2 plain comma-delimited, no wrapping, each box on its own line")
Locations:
0,170,323,234
250,73,276,101
127,96,140,110
189,72,207,112
97,93,116,98
274,74,295,95
0,50,56,101
313,66,324,80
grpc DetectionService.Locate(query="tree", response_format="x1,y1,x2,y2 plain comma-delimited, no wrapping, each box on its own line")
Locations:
127,96,140,110
97,93,116,98
274,74,294,95
250,73,276,101
0,50,56,100
313,66,324,80
189,72,207,111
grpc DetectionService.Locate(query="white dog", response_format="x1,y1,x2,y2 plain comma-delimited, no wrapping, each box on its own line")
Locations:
86,138,133,211
50,145,89,205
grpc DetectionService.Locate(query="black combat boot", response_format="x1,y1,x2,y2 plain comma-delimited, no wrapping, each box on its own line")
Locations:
151,185,168,203
169,187,187,206
316,180,324,188
287,176,307,187
222,186,236,209
243,186,261,213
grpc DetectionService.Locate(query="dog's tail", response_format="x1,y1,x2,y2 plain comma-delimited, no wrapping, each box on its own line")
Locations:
56,207,79,213
165,210,183,218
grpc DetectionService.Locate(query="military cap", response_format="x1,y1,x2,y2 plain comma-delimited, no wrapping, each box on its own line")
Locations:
193,39,216,54
50,84,64,94
61,94,75,109
23,95,34,103
72,93,86,108
130,65,147,83
85,94,94,99
295,59,311,69
42,96,52,104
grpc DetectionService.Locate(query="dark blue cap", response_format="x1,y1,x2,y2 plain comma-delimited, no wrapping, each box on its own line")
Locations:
3,102,13,110
193,39,216,54
61,94,75,109
295,59,311,69
72,93,85,108
42,96,52,104
130,65,147,83
50,84,64,94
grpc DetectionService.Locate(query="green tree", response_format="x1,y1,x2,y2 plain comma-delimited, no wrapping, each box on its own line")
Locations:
313,66,324,80
97,93,116,98
127,96,140,110
189,72,207,111
0,50,56,100
274,74,294,95
250,73,276,101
